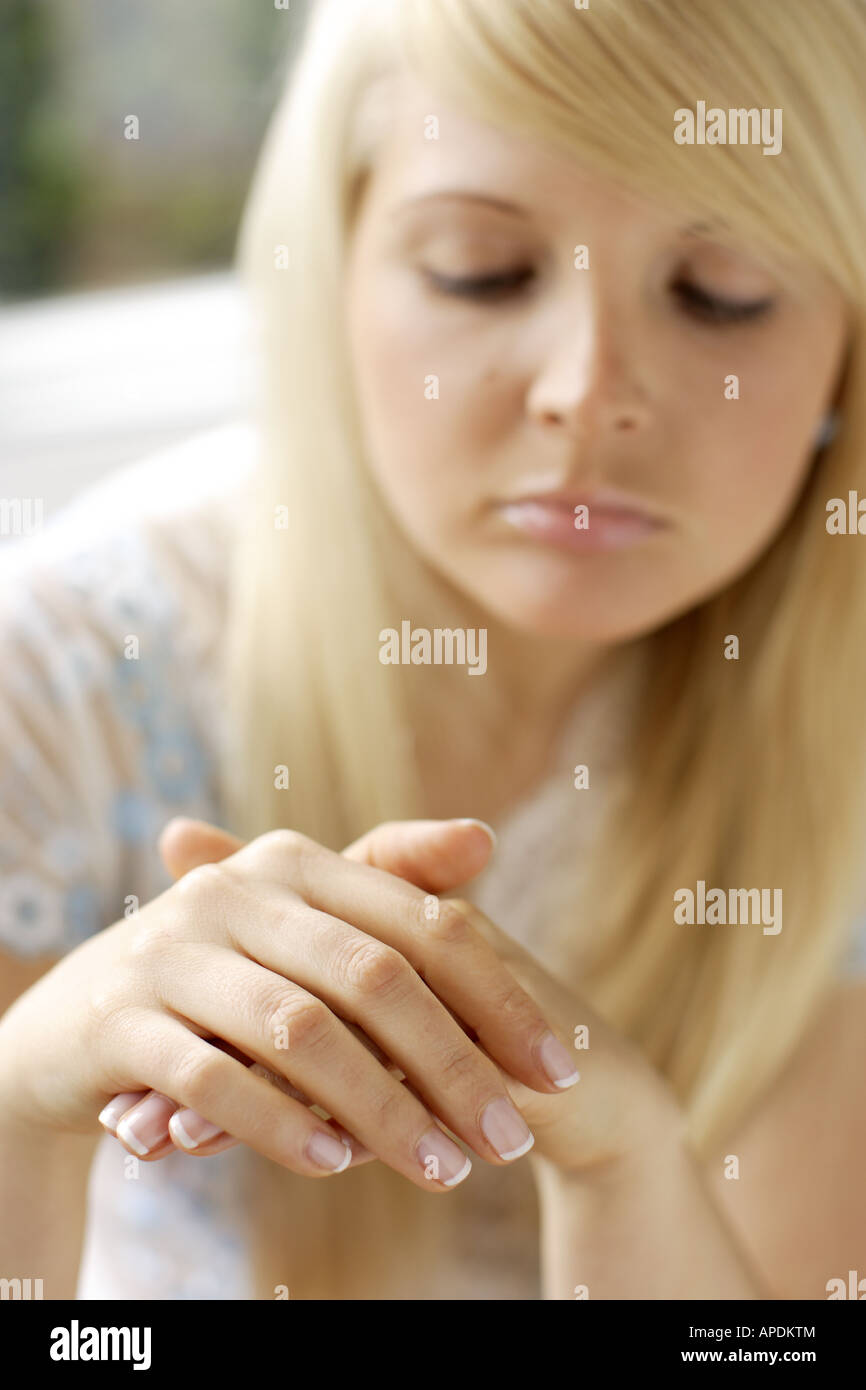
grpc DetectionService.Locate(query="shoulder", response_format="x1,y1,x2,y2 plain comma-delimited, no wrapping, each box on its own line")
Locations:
0,417,256,596
0,421,256,721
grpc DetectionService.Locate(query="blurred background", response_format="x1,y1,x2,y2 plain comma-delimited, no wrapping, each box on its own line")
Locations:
0,0,310,521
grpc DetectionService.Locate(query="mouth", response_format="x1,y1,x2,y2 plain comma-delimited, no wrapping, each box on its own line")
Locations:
492,488,669,554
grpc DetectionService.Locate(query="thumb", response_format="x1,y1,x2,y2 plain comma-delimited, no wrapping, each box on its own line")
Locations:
341,818,497,893
159,815,496,894
158,818,244,880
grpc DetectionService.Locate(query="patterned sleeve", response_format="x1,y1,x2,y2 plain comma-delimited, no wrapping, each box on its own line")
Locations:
0,440,239,961
0,554,121,958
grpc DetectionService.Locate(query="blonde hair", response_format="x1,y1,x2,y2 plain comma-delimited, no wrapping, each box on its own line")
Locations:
222,0,866,1298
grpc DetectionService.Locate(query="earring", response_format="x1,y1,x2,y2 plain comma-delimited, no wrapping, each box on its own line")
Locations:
815,411,840,450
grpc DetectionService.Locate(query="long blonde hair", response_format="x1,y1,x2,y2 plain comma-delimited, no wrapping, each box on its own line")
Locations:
222,0,866,1297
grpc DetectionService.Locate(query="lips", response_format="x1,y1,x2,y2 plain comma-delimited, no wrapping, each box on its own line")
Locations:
502,488,665,525
492,489,667,554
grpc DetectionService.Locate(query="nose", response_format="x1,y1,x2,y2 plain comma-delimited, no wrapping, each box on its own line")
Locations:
525,299,654,441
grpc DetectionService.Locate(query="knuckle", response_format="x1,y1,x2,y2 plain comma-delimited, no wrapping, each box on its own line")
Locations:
437,1041,483,1087
370,1081,409,1134
255,827,314,863
499,978,533,1022
241,828,320,893
336,939,410,1000
87,980,136,1033
174,1046,225,1109
424,898,470,945
173,861,230,902
264,989,333,1052
126,916,177,964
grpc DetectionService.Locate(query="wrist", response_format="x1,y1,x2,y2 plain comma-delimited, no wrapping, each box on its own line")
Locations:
0,1024,65,1147
531,1082,687,1195
0,1101,101,1162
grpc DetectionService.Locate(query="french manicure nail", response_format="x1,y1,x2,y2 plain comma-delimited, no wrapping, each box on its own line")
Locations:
305,1130,353,1172
417,1126,472,1186
98,1092,146,1133
537,1030,581,1088
116,1093,176,1155
169,1109,224,1151
480,1096,534,1160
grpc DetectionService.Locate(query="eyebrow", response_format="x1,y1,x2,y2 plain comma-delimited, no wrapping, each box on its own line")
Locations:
389,194,739,257
390,190,531,219
393,195,730,238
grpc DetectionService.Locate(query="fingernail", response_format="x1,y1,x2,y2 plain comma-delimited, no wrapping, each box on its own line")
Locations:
537,1030,581,1088
98,1092,146,1133
417,1126,472,1186
480,1097,534,1160
115,1093,177,1155
332,1121,375,1162
305,1130,353,1172
455,818,497,847
169,1109,224,1151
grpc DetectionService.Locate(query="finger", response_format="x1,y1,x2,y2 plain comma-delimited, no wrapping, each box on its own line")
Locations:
151,817,488,1090
158,816,493,1073
111,818,409,1165
242,1063,377,1163
97,1090,149,1134
102,1059,375,1167
159,818,244,881
341,818,496,892
139,958,474,1189
105,1013,376,1181
167,882,534,1165
222,830,566,1097
168,1105,376,1167
161,816,496,895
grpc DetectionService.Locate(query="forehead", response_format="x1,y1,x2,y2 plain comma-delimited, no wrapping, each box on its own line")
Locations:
361,73,663,233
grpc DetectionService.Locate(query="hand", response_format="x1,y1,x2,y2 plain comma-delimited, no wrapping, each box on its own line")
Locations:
446,899,682,1177
100,816,507,1170
0,819,575,1193
105,821,679,1181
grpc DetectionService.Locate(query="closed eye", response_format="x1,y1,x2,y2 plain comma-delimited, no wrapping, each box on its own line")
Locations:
423,266,536,302
673,278,775,325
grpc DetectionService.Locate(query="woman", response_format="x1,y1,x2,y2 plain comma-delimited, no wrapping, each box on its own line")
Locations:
1,0,865,1300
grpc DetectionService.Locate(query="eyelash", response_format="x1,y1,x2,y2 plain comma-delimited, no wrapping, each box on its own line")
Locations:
670,278,774,325
424,267,536,302
423,268,775,325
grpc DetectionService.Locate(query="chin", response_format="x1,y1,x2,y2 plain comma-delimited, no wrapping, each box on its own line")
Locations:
471,587,671,643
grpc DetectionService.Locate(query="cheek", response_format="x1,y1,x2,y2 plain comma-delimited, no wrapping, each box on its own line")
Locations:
347,276,509,520
346,282,465,558
676,335,835,565
349,292,429,452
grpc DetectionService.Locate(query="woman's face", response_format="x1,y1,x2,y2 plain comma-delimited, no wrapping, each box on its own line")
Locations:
345,77,850,640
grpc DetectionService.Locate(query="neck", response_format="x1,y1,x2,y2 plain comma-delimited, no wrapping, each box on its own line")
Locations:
383,529,626,745
482,621,617,731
